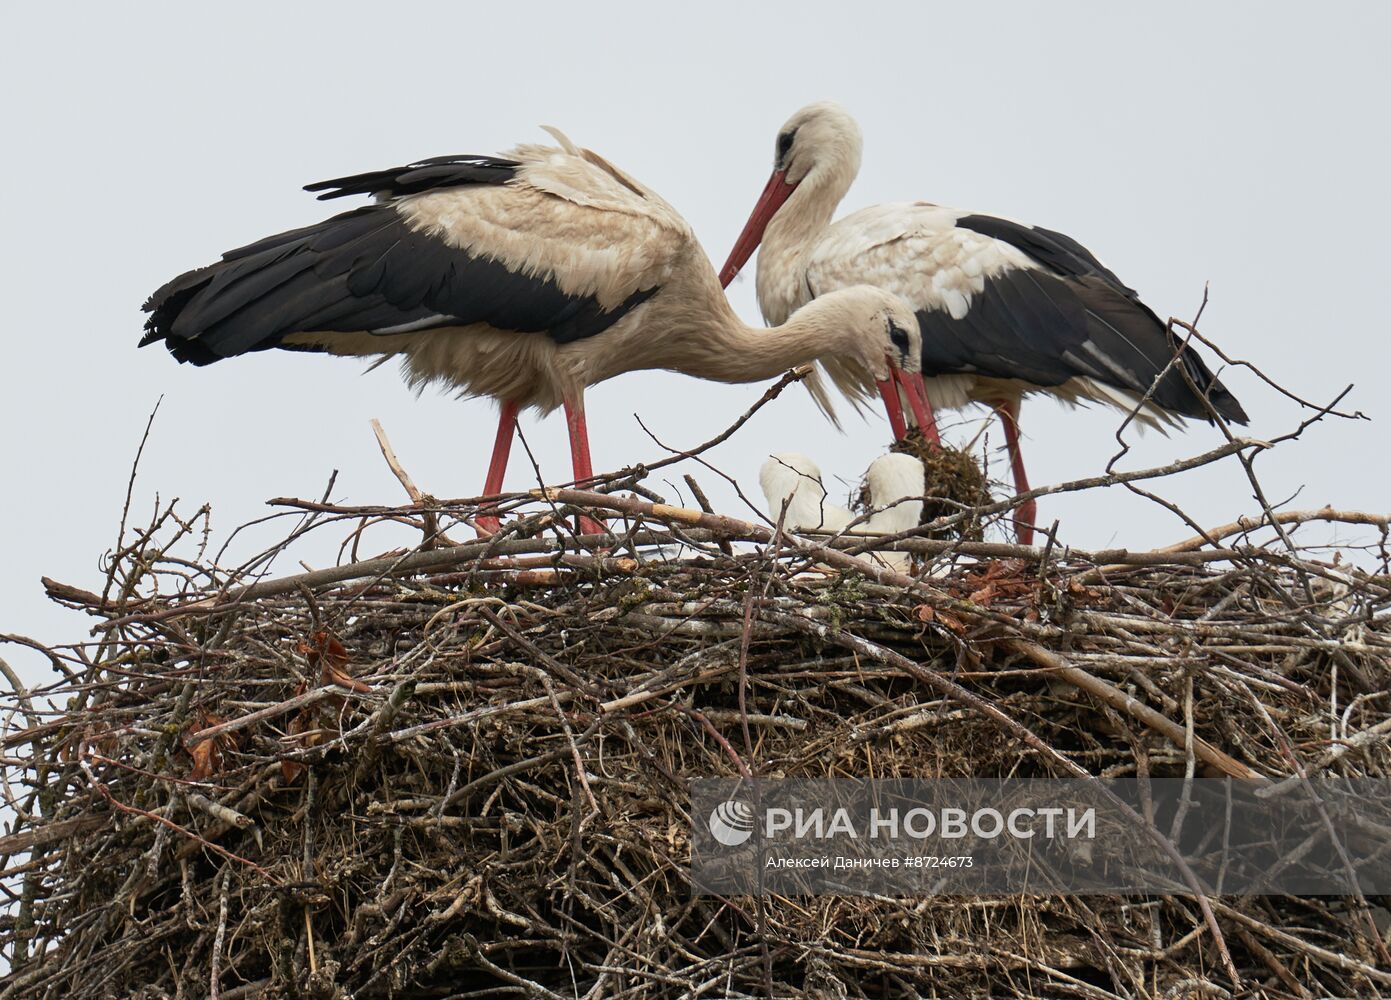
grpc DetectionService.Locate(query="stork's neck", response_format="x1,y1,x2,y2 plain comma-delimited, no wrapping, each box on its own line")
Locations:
755,158,858,323
669,287,872,387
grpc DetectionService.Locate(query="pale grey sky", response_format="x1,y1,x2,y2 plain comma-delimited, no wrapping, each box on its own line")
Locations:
3,1,1388,684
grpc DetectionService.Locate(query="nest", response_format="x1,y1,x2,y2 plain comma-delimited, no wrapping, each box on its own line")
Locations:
3,440,1391,998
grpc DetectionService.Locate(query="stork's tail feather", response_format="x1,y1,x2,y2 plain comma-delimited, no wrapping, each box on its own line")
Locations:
141,267,228,366
1205,383,1249,425
1167,335,1249,425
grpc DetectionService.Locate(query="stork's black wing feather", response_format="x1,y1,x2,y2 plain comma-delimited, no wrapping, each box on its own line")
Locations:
303,155,522,200
141,201,658,366
955,214,1136,295
920,215,1248,424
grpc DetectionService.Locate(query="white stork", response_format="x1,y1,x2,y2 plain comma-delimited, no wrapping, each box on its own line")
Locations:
721,102,1249,545
142,126,934,536
760,451,925,571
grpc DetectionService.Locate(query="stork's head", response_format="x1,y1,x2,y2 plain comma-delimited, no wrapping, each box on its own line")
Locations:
771,101,863,187
808,286,932,441
719,101,863,287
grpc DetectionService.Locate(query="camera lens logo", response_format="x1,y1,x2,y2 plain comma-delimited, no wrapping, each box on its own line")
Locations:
708,799,756,846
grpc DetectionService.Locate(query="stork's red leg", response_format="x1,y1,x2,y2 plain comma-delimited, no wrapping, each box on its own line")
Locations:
993,398,1036,546
563,395,606,537
476,399,519,537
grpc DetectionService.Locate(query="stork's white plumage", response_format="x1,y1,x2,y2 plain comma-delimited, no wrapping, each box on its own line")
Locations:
758,453,852,533
721,102,1248,544
143,126,934,536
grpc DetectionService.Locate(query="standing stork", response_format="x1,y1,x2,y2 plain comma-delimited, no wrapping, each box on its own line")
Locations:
142,126,934,536
720,102,1248,544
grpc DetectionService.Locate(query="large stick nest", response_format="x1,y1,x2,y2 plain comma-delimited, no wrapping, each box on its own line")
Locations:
2,429,1390,998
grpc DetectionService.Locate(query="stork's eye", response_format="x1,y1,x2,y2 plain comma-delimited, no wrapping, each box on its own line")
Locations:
888,320,912,356
776,128,798,165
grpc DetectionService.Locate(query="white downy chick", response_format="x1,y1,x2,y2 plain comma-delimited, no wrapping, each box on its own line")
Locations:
759,453,852,533
863,453,925,571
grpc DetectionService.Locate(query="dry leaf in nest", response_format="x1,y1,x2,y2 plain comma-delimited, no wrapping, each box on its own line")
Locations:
186,740,217,782
1068,578,1101,600
281,702,317,784
913,603,965,635
953,559,1036,604
182,710,233,781
298,629,373,693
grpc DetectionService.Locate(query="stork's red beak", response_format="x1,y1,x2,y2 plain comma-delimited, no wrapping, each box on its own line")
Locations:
719,169,796,288
876,366,937,444
905,372,940,445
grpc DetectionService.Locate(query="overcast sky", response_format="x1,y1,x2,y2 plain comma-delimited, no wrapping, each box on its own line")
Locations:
3,2,1388,685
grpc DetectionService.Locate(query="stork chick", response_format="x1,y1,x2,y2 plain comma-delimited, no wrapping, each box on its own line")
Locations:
862,453,925,572
759,453,852,533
